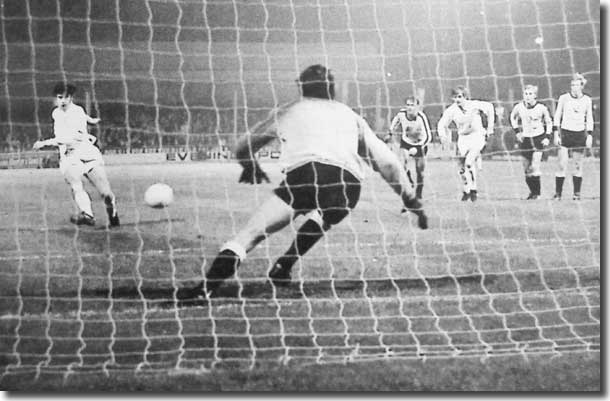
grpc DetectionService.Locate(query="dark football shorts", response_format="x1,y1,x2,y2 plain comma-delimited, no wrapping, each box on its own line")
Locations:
560,129,587,151
520,133,547,151
519,134,548,161
274,161,361,226
400,141,428,158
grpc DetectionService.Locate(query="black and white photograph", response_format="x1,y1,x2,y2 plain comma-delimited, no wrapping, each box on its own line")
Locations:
0,0,601,391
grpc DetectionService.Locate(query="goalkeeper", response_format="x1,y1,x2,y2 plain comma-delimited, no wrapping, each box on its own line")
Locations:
180,64,428,299
32,82,119,227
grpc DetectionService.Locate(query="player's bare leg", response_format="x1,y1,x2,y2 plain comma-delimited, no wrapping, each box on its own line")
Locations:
554,146,569,200
86,165,120,227
63,163,95,226
179,195,294,299
571,150,584,200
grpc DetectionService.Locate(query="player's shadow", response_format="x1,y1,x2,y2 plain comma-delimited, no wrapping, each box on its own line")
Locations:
88,274,498,311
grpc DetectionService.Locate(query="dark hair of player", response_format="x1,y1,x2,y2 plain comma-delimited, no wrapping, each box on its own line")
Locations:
53,82,77,96
404,96,420,105
298,64,335,100
451,85,469,99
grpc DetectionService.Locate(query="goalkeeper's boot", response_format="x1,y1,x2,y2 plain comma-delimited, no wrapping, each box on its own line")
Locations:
573,193,581,201
469,190,478,202
461,192,471,201
205,249,241,297
526,193,540,200
177,249,240,300
70,212,95,226
268,260,293,287
402,197,428,229
104,195,120,227
552,193,562,201
176,281,207,302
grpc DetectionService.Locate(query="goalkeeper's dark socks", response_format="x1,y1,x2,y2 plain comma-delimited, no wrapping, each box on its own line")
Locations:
205,249,241,295
573,176,582,196
555,176,565,197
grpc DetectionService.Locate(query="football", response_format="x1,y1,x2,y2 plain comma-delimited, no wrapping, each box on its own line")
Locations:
144,183,174,208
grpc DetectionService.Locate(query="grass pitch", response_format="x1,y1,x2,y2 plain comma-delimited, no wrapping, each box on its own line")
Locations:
0,158,600,391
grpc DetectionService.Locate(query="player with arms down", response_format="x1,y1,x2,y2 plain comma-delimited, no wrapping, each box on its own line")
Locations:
552,73,594,200
388,96,432,199
437,86,495,202
33,82,120,227
180,64,428,299
510,84,553,199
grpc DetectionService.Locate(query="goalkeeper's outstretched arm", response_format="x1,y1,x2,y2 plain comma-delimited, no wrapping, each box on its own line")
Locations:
234,111,280,166
234,107,286,184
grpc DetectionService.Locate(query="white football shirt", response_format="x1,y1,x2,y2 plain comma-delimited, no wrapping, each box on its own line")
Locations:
52,103,93,156
437,100,495,139
269,98,369,180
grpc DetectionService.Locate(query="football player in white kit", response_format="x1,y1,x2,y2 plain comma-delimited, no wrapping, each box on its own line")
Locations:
552,73,594,200
510,85,553,199
388,96,432,199
437,86,495,202
33,82,119,227
180,65,428,299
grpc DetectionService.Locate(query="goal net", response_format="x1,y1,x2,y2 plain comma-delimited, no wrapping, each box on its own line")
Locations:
0,0,600,381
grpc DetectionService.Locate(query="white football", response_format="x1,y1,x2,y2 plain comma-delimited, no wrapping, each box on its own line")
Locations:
144,183,174,208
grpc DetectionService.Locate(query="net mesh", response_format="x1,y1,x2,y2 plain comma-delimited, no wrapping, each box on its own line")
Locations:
0,0,600,380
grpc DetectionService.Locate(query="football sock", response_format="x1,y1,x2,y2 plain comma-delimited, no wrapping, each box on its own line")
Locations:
274,218,325,272
73,189,93,217
459,167,471,193
555,176,565,195
532,176,541,196
104,195,117,216
573,176,582,194
468,166,477,191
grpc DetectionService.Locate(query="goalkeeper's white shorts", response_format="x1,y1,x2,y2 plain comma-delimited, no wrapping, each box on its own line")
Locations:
457,133,486,157
59,145,104,178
